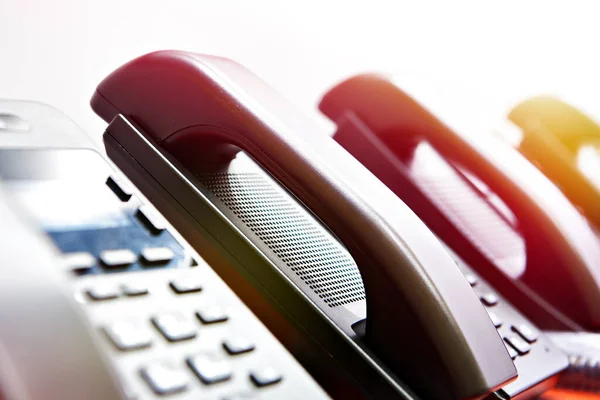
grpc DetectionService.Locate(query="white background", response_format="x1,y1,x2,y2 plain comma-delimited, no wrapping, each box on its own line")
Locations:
1,0,599,143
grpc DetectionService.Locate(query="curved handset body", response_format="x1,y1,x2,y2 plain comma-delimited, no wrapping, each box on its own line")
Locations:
91,51,516,400
319,75,600,332
508,96,600,230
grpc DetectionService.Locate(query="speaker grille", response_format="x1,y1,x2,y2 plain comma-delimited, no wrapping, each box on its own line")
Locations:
199,172,366,307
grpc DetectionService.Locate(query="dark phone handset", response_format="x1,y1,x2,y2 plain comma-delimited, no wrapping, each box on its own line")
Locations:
90,51,516,400
508,96,600,230
318,75,600,331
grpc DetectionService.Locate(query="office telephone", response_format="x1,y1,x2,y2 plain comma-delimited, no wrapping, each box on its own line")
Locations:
0,100,329,400
86,50,571,399
507,96,600,230
318,74,600,332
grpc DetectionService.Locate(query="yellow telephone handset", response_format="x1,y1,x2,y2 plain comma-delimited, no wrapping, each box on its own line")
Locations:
508,96,600,229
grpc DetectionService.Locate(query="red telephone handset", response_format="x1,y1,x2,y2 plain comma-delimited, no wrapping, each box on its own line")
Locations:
91,51,516,400
319,75,600,331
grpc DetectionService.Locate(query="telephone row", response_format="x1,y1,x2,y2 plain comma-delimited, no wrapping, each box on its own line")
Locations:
0,50,598,400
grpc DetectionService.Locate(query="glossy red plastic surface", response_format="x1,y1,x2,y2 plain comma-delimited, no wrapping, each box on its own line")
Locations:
320,75,600,331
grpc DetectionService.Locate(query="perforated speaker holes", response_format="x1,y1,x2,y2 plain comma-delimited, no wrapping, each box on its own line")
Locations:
199,172,366,307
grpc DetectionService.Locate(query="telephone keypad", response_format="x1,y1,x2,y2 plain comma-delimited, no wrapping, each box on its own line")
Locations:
450,249,568,398
87,269,304,398
82,265,308,398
